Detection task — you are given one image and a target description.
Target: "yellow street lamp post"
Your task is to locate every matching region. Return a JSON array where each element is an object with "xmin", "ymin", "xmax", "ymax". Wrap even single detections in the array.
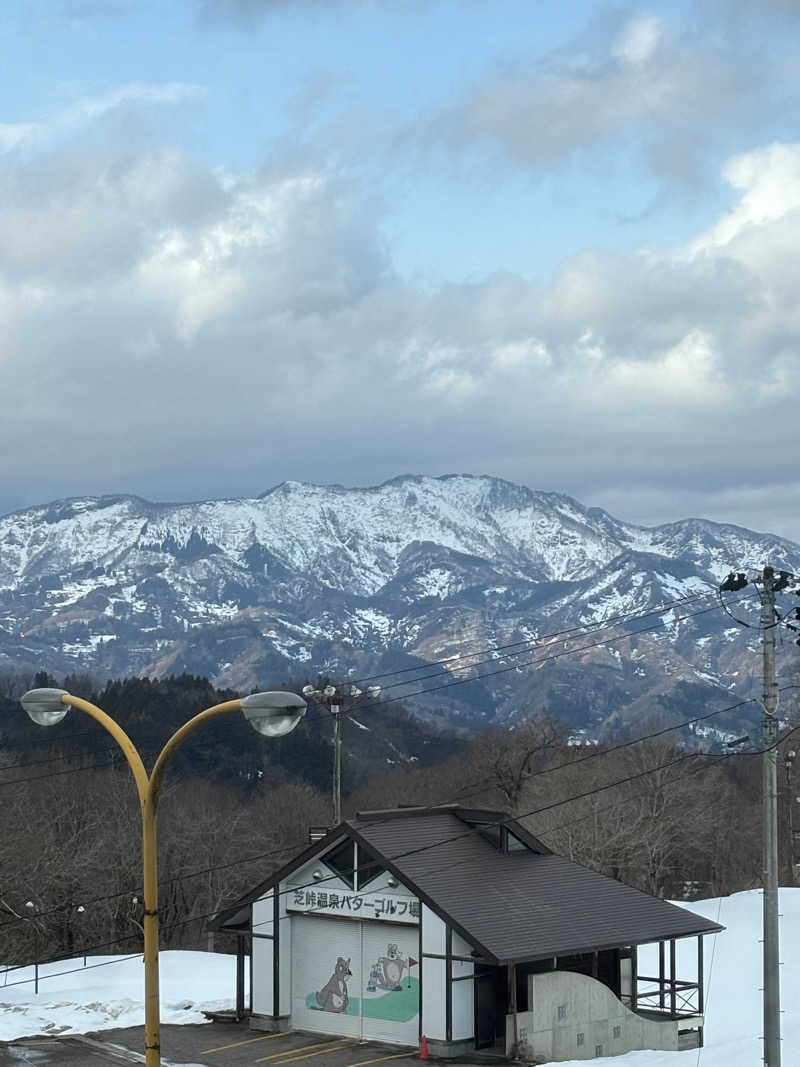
[{"xmin": 20, "ymin": 686, "xmax": 307, "ymax": 1067}]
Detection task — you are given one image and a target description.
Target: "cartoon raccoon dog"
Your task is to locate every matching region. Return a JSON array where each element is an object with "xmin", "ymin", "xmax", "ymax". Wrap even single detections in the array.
[{"xmin": 317, "ymin": 957, "xmax": 352, "ymax": 1012}]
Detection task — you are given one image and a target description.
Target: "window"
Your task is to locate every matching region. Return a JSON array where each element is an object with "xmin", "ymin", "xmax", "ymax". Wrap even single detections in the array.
[
  {"xmin": 576, "ymin": 1033, "xmax": 584, "ymax": 1047},
  {"xmin": 472, "ymin": 823, "xmax": 529, "ymax": 853},
  {"xmin": 557, "ymin": 1005, "xmax": 566, "ymax": 1020},
  {"xmin": 505, "ymin": 830, "xmax": 527, "ymax": 852},
  {"xmin": 322, "ymin": 839, "xmax": 355, "ymax": 888},
  {"xmin": 613, "ymin": 1026, "xmax": 621, "ymax": 1040},
  {"xmin": 475, "ymin": 823, "xmax": 502, "ymax": 849},
  {"xmin": 356, "ymin": 845, "xmax": 383, "ymax": 890}
]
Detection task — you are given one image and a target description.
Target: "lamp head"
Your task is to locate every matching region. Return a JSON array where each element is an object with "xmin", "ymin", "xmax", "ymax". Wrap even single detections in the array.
[
  {"xmin": 21, "ymin": 688, "xmax": 69, "ymax": 727},
  {"xmin": 323, "ymin": 685, "xmax": 337, "ymax": 698},
  {"xmin": 241, "ymin": 691, "xmax": 307, "ymax": 737}
]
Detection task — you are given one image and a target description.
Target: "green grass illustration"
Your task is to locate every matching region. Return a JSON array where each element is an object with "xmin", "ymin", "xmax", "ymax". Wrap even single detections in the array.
[{"xmin": 305, "ymin": 977, "xmax": 420, "ymax": 1022}]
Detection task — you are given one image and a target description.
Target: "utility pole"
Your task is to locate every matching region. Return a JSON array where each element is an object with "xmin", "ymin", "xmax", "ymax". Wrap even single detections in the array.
[
  {"xmin": 331, "ymin": 697, "xmax": 342, "ymax": 826},
  {"xmin": 720, "ymin": 564, "xmax": 798, "ymax": 1067},
  {"xmin": 302, "ymin": 682, "xmax": 381, "ymax": 827},
  {"xmin": 757, "ymin": 565, "xmax": 781, "ymax": 1067}
]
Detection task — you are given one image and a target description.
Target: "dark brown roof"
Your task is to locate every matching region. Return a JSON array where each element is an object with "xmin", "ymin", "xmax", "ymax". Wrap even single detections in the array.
[
  {"xmin": 350, "ymin": 808, "xmax": 723, "ymax": 964},
  {"xmin": 210, "ymin": 805, "xmax": 723, "ymax": 963}
]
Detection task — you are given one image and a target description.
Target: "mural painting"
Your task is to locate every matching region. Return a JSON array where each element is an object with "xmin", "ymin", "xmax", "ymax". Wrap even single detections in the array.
[
  {"xmin": 316, "ymin": 957, "xmax": 352, "ymax": 1013},
  {"xmin": 366, "ymin": 943, "xmax": 415, "ymax": 992},
  {"xmin": 307, "ymin": 944, "xmax": 419, "ymax": 1022}
]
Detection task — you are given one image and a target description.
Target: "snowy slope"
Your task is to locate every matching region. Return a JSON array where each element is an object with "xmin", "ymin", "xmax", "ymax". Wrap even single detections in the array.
[
  {"xmin": 0, "ymin": 475, "xmax": 797, "ymax": 733},
  {"xmin": 0, "ymin": 950, "xmax": 245, "ymax": 1041},
  {"xmin": 0, "ymin": 891, "xmax": 797, "ymax": 1067}
]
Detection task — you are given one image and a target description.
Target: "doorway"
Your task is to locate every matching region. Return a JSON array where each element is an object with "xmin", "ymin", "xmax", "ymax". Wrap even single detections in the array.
[{"xmin": 474, "ymin": 966, "xmax": 507, "ymax": 1049}]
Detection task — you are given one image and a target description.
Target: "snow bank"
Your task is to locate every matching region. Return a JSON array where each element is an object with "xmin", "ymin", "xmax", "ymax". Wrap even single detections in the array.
[
  {"xmin": 556, "ymin": 888, "xmax": 800, "ymax": 1065},
  {"xmin": 0, "ymin": 950, "xmax": 246, "ymax": 1042}
]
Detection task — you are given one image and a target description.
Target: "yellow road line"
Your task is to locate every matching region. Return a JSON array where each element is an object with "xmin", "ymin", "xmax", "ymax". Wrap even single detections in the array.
[
  {"xmin": 268, "ymin": 1040, "xmax": 356, "ymax": 1064},
  {"xmin": 200, "ymin": 1030, "xmax": 294, "ymax": 1054},
  {"xmin": 343, "ymin": 1051, "xmax": 414, "ymax": 1067},
  {"xmin": 254, "ymin": 1038, "xmax": 343, "ymax": 1063}
]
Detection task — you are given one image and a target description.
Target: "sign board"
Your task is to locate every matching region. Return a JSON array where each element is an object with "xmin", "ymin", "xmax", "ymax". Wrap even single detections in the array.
[{"xmin": 288, "ymin": 887, "xmax": 419, "ymax": 924}]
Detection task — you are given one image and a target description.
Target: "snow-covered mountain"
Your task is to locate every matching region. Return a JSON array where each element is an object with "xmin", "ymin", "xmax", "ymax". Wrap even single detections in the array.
[{"xmin": 1, "ymin": 475, "xmax": 798, "ymax": 737}]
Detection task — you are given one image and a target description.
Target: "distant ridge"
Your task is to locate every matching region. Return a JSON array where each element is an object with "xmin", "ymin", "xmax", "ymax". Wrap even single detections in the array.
[{"xmin": 1, "ymin": 474, "xmax": 796, "ymax": 739}]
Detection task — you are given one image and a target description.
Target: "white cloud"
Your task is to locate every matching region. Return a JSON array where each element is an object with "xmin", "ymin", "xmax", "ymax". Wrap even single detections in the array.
[
  {"xmin": 1, "ymin": 84, "xmax": 799, "ymax": 538},
  {"xmin": 612, "ymin": 13, "xmax": 664, "ymax": 66},
  {"xmin": 690, "ymin": 142, "xmax": 800, "ymax": 250},
  {"xmin": 0, "ymin": 83, "xmax": 202, "ymax": 154},
  {"xmin": 416, "ymin": 8, "xmax": 773, "ymax": 188}
]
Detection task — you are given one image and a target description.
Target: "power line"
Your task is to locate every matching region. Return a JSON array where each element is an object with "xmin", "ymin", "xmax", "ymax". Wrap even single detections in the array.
[
  {"xmin": 0, "ymin": 727, "xmax": 99, "ymax": 752},
  {"xmin": 1, "ymin": 648, "xmax": 779, "ymax": 940},
  {"xmin": 0, "ymin": 591, "xmax": 739, "ymax": 796},
  {"xmin": 347, "ymin": 589, "xmax": 722, "ymax": 697},
  {"xmin": 7, "ymin": 719, "xmax": 797, "ymax": 991},
  {"xmin": 0, "ymin": 748, "xmax": 732, "ymax": 986},
  {"xmin": 2, "ymin": 669, "xmax": 767, "ymax": 937},
  {"xmin": 0, "ymin": 587, "xmax": 767, "ymax": 943},
  {"xmin": 344, "ymin": 594, "xmax": 751, "ymax": 718},
  {"xmin": 0, "ymin": 586, "xmax": 757, "ymax": 794}
]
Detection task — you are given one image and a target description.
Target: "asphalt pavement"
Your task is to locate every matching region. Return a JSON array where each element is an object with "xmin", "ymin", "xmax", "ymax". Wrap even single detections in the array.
[{"xmin": 1, "ymin": 1023, "xmax": 426, "ymax": 1067}]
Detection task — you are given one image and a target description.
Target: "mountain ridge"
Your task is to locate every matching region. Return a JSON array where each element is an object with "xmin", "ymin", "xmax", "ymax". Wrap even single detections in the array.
[{"xmin": 1, "ymin": 474, "xmax": 797, "ymax": 738}]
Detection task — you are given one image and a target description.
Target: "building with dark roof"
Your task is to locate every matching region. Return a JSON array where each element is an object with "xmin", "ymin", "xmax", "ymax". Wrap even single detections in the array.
[{"xmin": 210, "ymin": 806, "xmax": 723, "ymax": 1061}]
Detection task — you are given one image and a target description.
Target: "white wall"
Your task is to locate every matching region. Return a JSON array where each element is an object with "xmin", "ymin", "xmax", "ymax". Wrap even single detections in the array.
[
  {"xmin": 451, "ymin": 931, "xmax": 475, "ymax": 1041},
  {"xmin": 278, "ymin": 882, "xmax": 292, "ymax": 1015},
  {"xmin": 421, "ymin": 905, "xmax": 447, "ymax": 1040},
  {"xmin": 508, "ymin": 970, "xmax": 688, "ymax": 1062},
  {"xmin": 252, "ymin": 843, "xmax": 422, "ymax": 1028},
  {"xmin": 252, "ymin": 890, "xmax": 274, "ymax": 1017}
]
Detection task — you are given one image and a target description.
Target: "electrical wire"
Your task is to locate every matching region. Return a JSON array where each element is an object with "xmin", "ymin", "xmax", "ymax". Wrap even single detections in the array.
[
  {"xmin": 344, "ymin": 590, "xmax": 722, "ymax": 698},
  {"xmin": 343, "ymin": 595, "xmax": 749, "ymax": 719},
  {"xmin": 0, "ymin": 589, "xmax": 747, "ymax": 797},
  {"xmin": 2, "ymin": 653, "xmax": 782, "ymax": 942},
  {"xmin": 695, "ymin": 893, "xmax": 726, "ymax": 1067},
  {"xmin": 0, "ymin": 667, "xmax": 769, "ymax": 936},
  {"xmin": 0, "ymin": 728, "xmax": 98, "ymax": 752},
  {"xmin": 0, "ymin": 746, "xmax": 162, "ymax": 789},
  {"xmin": 344, "ymin": 588, "xmax": 720, "ymax": 689},
  {"xmin": 9, "ymin": 718, "xmax": 794, "ymax": 987},
  {"xmin": 717, "ymin": 588, "xmax": 757, "ymax": 629},
  {"xmin": 0, "ymin": 587, "xmax": 771, "ymax": 953}
]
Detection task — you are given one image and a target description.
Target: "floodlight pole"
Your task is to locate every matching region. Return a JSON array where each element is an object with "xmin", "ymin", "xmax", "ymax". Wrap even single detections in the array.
[
  {"xmin": 759, "ymin": 567, "xmax": 781, "ymax": 1067},
  {"xmin": 302, "ymin": 682, "xmax": 380, "ymax": 827},
  {"xmin": 20, "ymin": 689, "xmax": 305, "ymax": 1067},
  {"xmin": 331, "ymin": 701, "xmax": 342, "ymax": 826},
  {"xmin": 58, "ymin": 695, "xmax": 243, "ymax": 1067}
]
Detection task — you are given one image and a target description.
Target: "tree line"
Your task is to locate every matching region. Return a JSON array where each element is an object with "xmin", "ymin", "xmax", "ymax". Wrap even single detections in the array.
[{"xmin": 0, "ymin": 669, "xmax": 797, "ymax": 970}]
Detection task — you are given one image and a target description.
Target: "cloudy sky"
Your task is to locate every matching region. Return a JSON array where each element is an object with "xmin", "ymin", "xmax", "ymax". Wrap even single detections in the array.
[{"xmin": 1, "ymin": 0, "xmax": 799, "ymax": 537}]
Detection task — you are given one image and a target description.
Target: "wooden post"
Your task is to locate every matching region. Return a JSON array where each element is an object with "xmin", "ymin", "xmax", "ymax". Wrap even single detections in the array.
[
  {"xmin": 658, "ymin": 942, "xmax": 665, "ymax": 1009},
  {"xmin": 669, "ymin": 940, "xmax": 676, "ymax": 1016},
  {"xmin": 236, "ymin": 935, "xmax": 246, "ymax": 1019},
  {"xmin": 631, "ymin": 949, "xmax": 637, "ymax": 1011},
  {"xmin": 445, "ymin": 926, "xmax": 452, "ymax": 1043},
  {"xmin": 508, "ymin": 964, "xmax": 518, "ymax": 1055}
]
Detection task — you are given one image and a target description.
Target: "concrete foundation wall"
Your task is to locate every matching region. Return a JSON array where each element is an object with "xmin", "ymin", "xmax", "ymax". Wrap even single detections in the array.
[{"xmin": 507, "ymin": 971, "xmax": 702, "ymax": 1062}]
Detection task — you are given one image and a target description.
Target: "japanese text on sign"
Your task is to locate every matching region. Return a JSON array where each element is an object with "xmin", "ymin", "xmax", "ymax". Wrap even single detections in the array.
[{"xmin": 287, "ymin": 888, "xmax": 420, "ymax": 924}]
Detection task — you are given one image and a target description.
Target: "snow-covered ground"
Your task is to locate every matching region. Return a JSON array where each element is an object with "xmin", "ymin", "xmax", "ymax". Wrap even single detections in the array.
[
  {"xmin": 1, "ymin": 890, "xmax": 797, "ymax": 1064},
  {"xmin": 0, "ymin": 950, "xmax": 246, "ymax": 1042},
  {"xmin": 556, "ymin": 889, "xmax": 799, "ymax": 1066}
]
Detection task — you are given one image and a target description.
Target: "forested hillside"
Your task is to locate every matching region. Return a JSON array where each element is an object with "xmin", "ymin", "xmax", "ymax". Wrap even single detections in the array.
[{"xmin": 2, "ymin": 669, "xmax": 798, "ymax": 974}]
